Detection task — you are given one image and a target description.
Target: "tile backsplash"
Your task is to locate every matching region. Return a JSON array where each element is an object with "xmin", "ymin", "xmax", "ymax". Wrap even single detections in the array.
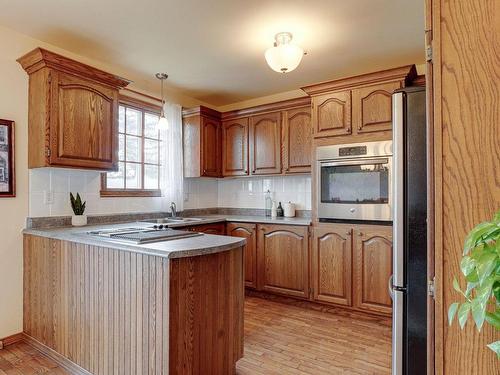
[{"xmin": 29, "ymin": 168, "xmax": 311, "ymax": 217}]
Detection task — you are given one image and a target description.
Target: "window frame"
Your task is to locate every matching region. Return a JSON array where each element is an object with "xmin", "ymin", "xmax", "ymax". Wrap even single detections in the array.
[{"xmin": 100, "ymin": 95, "xmax": 163, "ymax": 197}]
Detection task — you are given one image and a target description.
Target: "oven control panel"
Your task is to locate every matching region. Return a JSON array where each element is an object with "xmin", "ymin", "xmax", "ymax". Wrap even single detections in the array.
[{"xmin": 339, "ymin": 145, "xmax": 367, "ymax": 157}]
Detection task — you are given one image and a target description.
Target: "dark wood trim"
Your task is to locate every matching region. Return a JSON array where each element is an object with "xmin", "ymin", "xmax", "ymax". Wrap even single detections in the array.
[
  {"xmin": 119, "ymin": 94, "xmax": 162, "ymax": 114},
  {"xmin": 182, "ymin": 105, "xmax": 221, "ymax": 119},
  {"xmin": 0, "ymin": 119, "xmax": 15, "ymax": 198},
  {"xmin": 0, "ymin": 332, "xmax": 23, "ymax": 348},
  {"xmin": 22, "ymin": 333, "xmax": 93, "ymax": 375},
  {"xmin": 221, "ymin": 96, "xmax": 311, "ymax": 121},
  {"xmin": 17, "ymin": 48, "xmax": 131, "ymax": 88},
  {"xmin": 301, "ymin": 65, "xmax": 417, "ymax": 96}
]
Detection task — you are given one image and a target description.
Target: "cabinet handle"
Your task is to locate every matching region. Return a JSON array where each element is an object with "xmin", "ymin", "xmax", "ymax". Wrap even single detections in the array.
[
  {"xmin": 357, "ymin": 232, "xmax": 363, "ymax": 236},
  {"xmin": 346, "ymin": 231, "xmax": 351, "ymax": 236}
]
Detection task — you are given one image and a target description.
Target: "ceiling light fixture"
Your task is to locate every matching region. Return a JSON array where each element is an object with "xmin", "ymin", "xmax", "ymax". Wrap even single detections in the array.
[
  {"xmin": 265, "ymin": 32, "xmax": 304, "ymax": 73},
  {"xmin": 155, "ymin": 72, "xmax": 169, "ymax": 130}
]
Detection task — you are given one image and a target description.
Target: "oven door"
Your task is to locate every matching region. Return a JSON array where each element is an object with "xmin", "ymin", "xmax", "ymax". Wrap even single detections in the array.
[{"xmin": 317, "ymin": 157, "xmax": 393, "ymax": 221}]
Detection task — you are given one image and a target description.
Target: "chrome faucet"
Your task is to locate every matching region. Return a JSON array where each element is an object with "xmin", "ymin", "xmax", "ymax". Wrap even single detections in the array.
[{"xmin": 170, "ymin": 202, "xmax": 177, "ymax": 218}]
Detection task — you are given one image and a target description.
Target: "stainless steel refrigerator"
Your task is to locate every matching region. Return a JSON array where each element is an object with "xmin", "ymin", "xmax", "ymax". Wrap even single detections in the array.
[{"xmin": 391, "ymin": 86, "xmax": 428, "ymax": 375}]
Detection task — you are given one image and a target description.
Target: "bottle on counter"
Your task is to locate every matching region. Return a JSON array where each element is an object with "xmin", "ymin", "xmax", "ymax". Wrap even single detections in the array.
[
  {"xmin": 277, "ymin": 202, "xmax": 284, "ymax": 217},
  {"xmin": 271, "ymin": 200, "xmax": 277, "ymax": 218},
  {"xmin": 265, "ymin": 190, "xmax": 272, "ymax": 217}
]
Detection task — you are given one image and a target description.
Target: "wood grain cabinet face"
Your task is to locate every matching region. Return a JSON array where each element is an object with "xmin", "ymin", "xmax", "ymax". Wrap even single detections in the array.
[
  {"xmin": 257, "ymin": 224, "xmax": 309, "ymax": 298},
  {"xmin": 250, "ymin": 112, "xmax": 282, "ymax": 175},
  {"xmin": 352, "ymin": 81, "xmax": 401, "ymax": 134},
  {"xmin": 312, "ymin": 91, "xmax": 352, "ymax": 138},
  {"xmin": 183, "ymin": 222, "xmax": 226, "ymax": 235},
  {"xmin": 227, "ymin": 222, "xmax": 257, "ymax": 289},
  {"xmin": 311, "ymin": 224, "xmax": 352, "ymax": 306},
  {"xmin": 201, "ymin": 117, "xmax": 221, "ymax": 177},
  {"xmin": 353, "ymin": 225, "xmax": 393, "ymax": 315},
  {"xmin": 50, "ymin": 72, "xmax": 118, "ymax": 170},
  {"xmin": 283, "ymin": 106, "xmax": 312, "ymax": 174},
  {"xmin": 222, "ymin": 118, "xmax": 249, "ymax": 176}
]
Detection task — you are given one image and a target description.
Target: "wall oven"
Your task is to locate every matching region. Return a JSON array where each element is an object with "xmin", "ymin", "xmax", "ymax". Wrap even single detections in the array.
[{"xmin": 316, "ymin": 141, "xmax": 393, "ymax": 222}]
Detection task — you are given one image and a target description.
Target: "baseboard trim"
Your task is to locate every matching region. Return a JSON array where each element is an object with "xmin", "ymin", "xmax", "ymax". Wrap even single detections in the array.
[
  {"xmin": 21, "ymin": 333, "xmax": 92, "ymax": 375},
  {"xmin": 0, "ymin": 332, "xmax": 24, "ymax": 349},
  {"xmin": 246, "ymin": 289, "xmax": 392, "ymax": 325}
]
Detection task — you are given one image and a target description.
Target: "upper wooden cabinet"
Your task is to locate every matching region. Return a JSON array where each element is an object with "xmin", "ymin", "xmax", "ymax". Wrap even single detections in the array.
[
  {"xmin": 182, "ymin": 106, "xmax": 221, "ymax": 178},
  {"xmin": 249, "ymin": 112, "xmax": 282, "ymax": 175},
  {"xmin": 311, "ymin": 223, "xmax": 353, "ymax": 306},
  {"xmin": 222, "ymin": 118, "xmax": 249, "ymax": 176},
  {"xmin": 18, "ymin": 48, "xmax": 130, "ymax": 170},
  {"xmin": 257, "ymin": 224, "xmax": 309, "ymax": 298},
  {"xmin": 311, "ymin": 91, "xmax": 352, "ymax": 138},
  {"xmin": 283, "ymin": 106, "xmax": 312, "ymax": 173},
  {"xmin": 353, "ymin": 225, "xmax": 393, "ymax": 315},
  {"xmin": 302, "ymin": 65, "xmax": 416, "ymax": 140},
  {"xmin": 352, "ymin": 81, "xmax": 402, "ymax": 134},
  {"xmin": 227, "ymin": 222, "xmax": 257, "ymax": 289}
]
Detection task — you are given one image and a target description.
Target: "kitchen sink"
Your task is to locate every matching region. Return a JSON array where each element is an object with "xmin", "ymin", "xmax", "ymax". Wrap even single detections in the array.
[{"xmin": 141, "ymin": 217, "xmax": 204, "ymax": 224}]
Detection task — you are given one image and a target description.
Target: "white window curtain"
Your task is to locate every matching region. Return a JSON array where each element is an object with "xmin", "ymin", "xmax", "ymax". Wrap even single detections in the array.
[{"xmin": 159, "ymin": 102, "xmax": 184, "ymax": 212}]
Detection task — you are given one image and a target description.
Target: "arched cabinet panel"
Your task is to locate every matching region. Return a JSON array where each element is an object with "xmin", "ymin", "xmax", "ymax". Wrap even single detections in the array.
[
  {"xmin": 311, "ymin": 91, "xmax": 351, "ymax": 138},
  {"xmin": 227, "ymin": 222, "xmax": 257, "ymax": 288}
]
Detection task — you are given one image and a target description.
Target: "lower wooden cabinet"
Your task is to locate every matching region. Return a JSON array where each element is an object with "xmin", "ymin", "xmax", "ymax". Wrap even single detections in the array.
[
  {"xmin": 227, "ymin": 222, "xmax": 257, "ymax": 289},
  {"xmin": 183, "ymin": 222, "xmax": 226, "ymax": 235},
  {"xmin": 311, "ymin": 223, "xmax": 393, "ymax": 315},
  {"xmin": 257, "ymin": 224, "xmax": 309, "ymax": 298},
  {"xmin": 353, "ymin": 225, "xmax": 393, "ymax": 315},
  {"xmin": 311, "ymin": 223, "xmax": 352, "ymax": 306}
]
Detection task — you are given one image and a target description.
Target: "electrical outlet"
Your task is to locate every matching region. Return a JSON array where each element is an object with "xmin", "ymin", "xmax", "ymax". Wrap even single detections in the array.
[{"xmin": 43, "ymin": 190, "xmax": 54, "ymax": 205}]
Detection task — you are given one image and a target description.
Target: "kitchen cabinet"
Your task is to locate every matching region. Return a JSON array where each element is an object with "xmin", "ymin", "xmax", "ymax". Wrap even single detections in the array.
[
  {"xmin": 222, "ymin": 118, "xmax": 249, "ymax": 176},
  {"xmin": 351, "ymin": 81, "xmax": 401, "ymax": 134},
  {"xmin": 283, "ymin": 106, "xmax": 312, "ymax": 173},
  {"xmin": 183, "ymin": 106, "xmax": 221, "ymax": 177},
  {"xmin": 257, "ymin": 224, "xmax": 309, "ymax": 298},
  {"xmin": 17, "ymin": 48, "xmax": 130, "ymax": 170},
  {"xmin": 302, "ymin": 65, "xmax": 416, "ymax": 141},
  {"xmin": 353, "ymin": 225, "xmax": 393, "ymax": 315},
  {"xmin": 311, "ymin": 223, "xmax": 352, "ymax": 306},
  {"xmin": 249, "ymin": 112, "xmax": 282, "ymax": 175},
  {"xmin": 311, "ymin": 91, "xmax": 352, "ymax": 138},
  {"xmin": 227, "ymin": 222, "xmax": 257, "ymax": 289}
]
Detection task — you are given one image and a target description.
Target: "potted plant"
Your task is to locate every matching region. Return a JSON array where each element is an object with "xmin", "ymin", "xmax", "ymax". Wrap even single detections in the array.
[
  {"xmin": 448, "ymin": 211, "xmax": 500, "ymax": 358},
  {"xmin": 70, "ymin": 192, "xmax": 87, "ymax": 226}
]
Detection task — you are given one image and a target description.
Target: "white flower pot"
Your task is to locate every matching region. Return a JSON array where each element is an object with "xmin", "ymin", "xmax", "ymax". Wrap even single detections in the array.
[{"xmin": 72, "ymin": 215, "xmax": 87, "ymax": 227}]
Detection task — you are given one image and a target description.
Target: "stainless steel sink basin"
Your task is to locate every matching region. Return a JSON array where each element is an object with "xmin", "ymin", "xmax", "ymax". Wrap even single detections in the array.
[{"xmin": 141, "ymin": 217, "xmax": 204, "ymax": 224}]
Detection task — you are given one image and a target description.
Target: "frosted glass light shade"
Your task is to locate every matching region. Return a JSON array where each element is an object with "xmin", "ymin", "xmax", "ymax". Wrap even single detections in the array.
[
  {"xmin": 157, "ymin": 115, "xmax": 168, "ymax": 131},
  {"xmin": 265, "ymin": 32, "xmax": 304, "ymax": 73}
]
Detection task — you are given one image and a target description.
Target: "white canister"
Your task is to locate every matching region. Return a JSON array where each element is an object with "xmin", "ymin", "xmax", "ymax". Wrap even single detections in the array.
[{"xmin": 284, "ymin": 201, "xmax": 296, "ymax": 217}]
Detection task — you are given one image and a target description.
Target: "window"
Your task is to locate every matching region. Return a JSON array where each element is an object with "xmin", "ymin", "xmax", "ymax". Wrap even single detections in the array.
[{"xmin": 101, "ymin": 96, "xmax": 162, "ymax": 197}]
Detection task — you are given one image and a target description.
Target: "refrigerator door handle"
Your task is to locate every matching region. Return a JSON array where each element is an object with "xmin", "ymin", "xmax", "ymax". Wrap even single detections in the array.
[
  {"xmin": 388, "ymin": 274, "xmax": 394, "ymax": 300},
  {"xmin": 392, "ymin": 290, "xmax": 404, "ymax": 375}
]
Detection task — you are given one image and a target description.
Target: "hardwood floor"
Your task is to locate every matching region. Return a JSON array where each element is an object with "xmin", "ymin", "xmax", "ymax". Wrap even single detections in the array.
[
  {"xmin": 0, "ymin": 296, "xmax": 391, "ymax": 374},
  {"xmin": 236, "ymin": 296, "xmax": 392, "ymax": 375}
]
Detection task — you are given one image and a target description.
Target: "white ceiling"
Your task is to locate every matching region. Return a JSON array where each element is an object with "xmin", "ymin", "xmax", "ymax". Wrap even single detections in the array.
[{"xmin": 0, "ymin": 0, "xmax": 425, "ymax": 106}]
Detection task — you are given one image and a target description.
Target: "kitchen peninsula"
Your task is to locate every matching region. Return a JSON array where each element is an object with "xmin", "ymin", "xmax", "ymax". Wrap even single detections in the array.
[{"xmin": 22, "ymin": 223, "xmax": 245, "ymax": 375}]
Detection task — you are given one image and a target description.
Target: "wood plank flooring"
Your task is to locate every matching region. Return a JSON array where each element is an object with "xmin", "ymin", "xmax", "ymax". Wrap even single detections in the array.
[{"xmin": 0, "ymin": 296, "xmax": 391, "ymax": 374}]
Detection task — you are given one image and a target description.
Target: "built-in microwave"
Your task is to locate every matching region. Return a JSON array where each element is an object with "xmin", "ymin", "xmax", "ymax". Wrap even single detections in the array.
[{"xmin": 316, "ymin": 141, "xmax": 393, "ymax": 222}]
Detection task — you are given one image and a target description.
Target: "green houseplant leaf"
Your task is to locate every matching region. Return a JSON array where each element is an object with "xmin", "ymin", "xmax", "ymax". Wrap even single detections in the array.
[
  {"xmin": 70, "ymin": 192, "xmax": 86, "ymax": 216},
  {"xmin": 449, "ymin": 210, "xmax": 500, "ymax": 358}
]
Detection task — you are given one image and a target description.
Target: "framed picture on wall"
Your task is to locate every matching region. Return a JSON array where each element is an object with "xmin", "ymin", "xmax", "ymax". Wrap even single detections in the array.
[{"xmin": 0, "ymin": 119, "xmax": 15, "ymax": 197}]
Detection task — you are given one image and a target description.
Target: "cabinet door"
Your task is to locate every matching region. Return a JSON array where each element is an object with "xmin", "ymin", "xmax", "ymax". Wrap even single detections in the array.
[
  {"xmin": 311, "ymin": 91, "xmax": 351, "ymax": 138},
  {"xmin": 50, "ymin": 71, "xmax": 118, "ymax": 170},
  {"xmin": 222, "ymin": 118, "xmax": 249, "ymax": 176},
  {"xmin": 352, "ymin": 81, "xmax": 401, "ymax": 134},
  {"xmin": 257, "ymin": 224, "xmax": 309, "ymax": 298},
  {"xmin": 201, "ymin": 116, "xmax": 221, "ymax": 177},
  {"xmin": 311, "ymin": 224, "xmax": 352, "ymax": 306},
  {"xmin": 353, "ymin": 225, "xmax": 393, "ymax": 315},
  {"xmin": 250, "ymin": 112, "xmax": 282, "ymax": 175},
  {"xmin": 283, "ymin": 106, "xmax": 312, "ymax": 174},
  {"xmin": 227, "ymin": 222, "xmax": 257, "ymax": 289}
]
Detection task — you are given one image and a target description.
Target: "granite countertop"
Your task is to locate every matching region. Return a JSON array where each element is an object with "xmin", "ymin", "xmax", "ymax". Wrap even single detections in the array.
[
  {"xmin": 23, "ymin": 222, "xmax": 245, "ymax": 259},
  {"xmin": 167, "ymin": 214, "xmax": 312, "ymax": 227}
]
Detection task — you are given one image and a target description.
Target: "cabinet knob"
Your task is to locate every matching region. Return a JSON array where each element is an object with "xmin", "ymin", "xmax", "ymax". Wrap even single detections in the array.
[
  {"xmin": 346, "ymin": 231, "xmax": 351, "ymax": 236},
  {"xmin": 357, "ymin": 232, "xmax": 363, "ymax": 236}
]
